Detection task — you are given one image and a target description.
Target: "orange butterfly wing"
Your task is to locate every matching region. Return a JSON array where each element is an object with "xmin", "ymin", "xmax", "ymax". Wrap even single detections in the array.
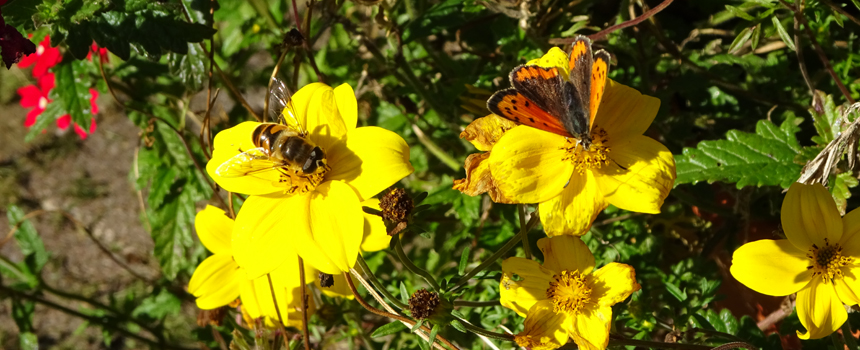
[
  {"xmin": 589, "ymin": 50, "xmax": 610, "ymax": 129},
  {"xmin": 487, "ymin": 88, "xmax": 571, "ymax": 137}
]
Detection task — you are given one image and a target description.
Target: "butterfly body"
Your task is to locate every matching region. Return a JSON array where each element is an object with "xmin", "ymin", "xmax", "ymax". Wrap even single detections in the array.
[{"xmin": 487, "ymin": 36, "xmax": 609, "ymax": 151}]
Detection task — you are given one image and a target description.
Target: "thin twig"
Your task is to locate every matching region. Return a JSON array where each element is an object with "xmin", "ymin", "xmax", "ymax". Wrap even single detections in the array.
[
  {"xmin": 819, "ymin": 0, "xmax": 860, "ymax": 27},
  {"xmin": 793, "ymin": 0, "xmax": 814, "ymax": 96},
  {"xmin": 267, "ymin": 273, "xmax": 285, "ymax": 325},
  {"xmin": 298, "ymin": 257, "xmax": 311, "ymax": 350},
  {"xmin": 780, "ymin": 0, "xmax": 856, "ymax": 104},
  {"xmin": 551, "ymin": 0, "xmax": 674, "ymax": 43}
]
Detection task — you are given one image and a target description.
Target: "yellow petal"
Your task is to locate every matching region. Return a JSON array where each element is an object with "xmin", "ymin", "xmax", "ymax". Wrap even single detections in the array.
[
  {"xmin": 232, "ymin": 193, "xmax": 305, "ymax": 278},
  {"xmin": 195, "ymin": 205, "xmax": 234, "ymax": 255},
  {"xmin": 782, "ymin": 182, "xmax": 843, "ymax": 251},
  {"xmin": 595, "ymin": 80, "xmax": 660, "ymax": 142},
  {"xmin": 796, "ymin": 277, "xmax": 846, "ymax": 339},
  {"xmin": 453, "ymin": 152, "xmax": 517, "ymax": 203},
  {"xmin": 334, "ymin": 83, "xmax": 357, "ymax": 132},
  {"xmin": 489, "ymin": 126, "xmax": 573, "ymax": 203},
  {"xmin": 514, "ymin": 300, "xmax": 569, "ymax": 350},
  {"xmin": 593, "ymin": 135, "xmax": 675, "ymax": 214},
  {"xmin": 835, "ymin": 265, "xmax": 860, "ymax": 305},
  {"xmin": 729, "ymin": 239, "xmax": 811, "ymax": 296},
  {"xmin": 526, "ymin": 47, "xmax": 571, "ymax": 80},
  {"xmin": 568, "ymin": 305, "xmax": 612, "ymax": 350},
  {"xmin": 326, "ymin": 126, "xmax": 413, "ymax": 201},
  {"xmin": 240, "ymin": 260, "xmax": 314, "ymax": 328},
  {"xmin": 539, "ymin": 171, "xmax": 607, "ymax": 236},
  {"xmin": 298, "ymin": 180, "xmax": 365, "ymax": 274},
  {"xmin": 188, "ymin": 254, "xmax": 242, "ymax": 309},
  {"xmin": 315, "ymin": 271, "xmax": 356, "ymax": 300},
  {"xmin": 460, "ymin": 114, "xmax": 519, "ymax": 151},
  {"xmin": 537, "ymin": 236, "xmax": 595, "ymax": 274},
  {"xmin": 840, "ymin": 206, "xmax": 860, "ymax": 257},
  {"xmin": 207, "ymin": 121, "xmax": 282, "ymax": 195},
  {"xmin": 500, "ymin": 257, "xmax": 555, "ymax": 317},
  {"xmin": 360, "ymin": 198, "xmax": 391, "ymax": 252},
  {"xmin": 591, "ymin": 263, "xmax": 640, "ymax": 307},
  {"xmin": 303, "ymin": 86, "xmax": 348, "ymax": 152}
]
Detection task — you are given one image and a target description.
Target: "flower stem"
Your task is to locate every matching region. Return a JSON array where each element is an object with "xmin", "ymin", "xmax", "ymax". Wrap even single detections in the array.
[
  {"xmin": 297, "ymin": 257, "xmax": 311, "ymax": 350},
  {"xmin": 356, "ymin": 255, "xmax": 408, "ymax": 310},
  {"xmin": 393, "ymin": 234, "xmax": 442, "ymax": 292},
  {"xmin": 460, "ymin": 322, "xmax": 513, "ymax": 341},
  {"xmin": 449, "ymin": 215, "xmax": 540, "ymax": 293},
  {"xmin": 518, "ymin": 205, "xmax": 532, "ymax": 260},
  {"xmin": 843, "ymin": 320, "xmax": 859, "ymax": 350}
]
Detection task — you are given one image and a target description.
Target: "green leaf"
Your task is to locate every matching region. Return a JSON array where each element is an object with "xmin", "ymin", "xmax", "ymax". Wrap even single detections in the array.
[
  {"xmin": 725, "ymin": 5, "xmax": 755, "ymax": 21},
  {"xmin": 729, "ymin": 27, "xmax": 754, "ymax": 54},
  {"xmin": 750, "ymin": 25, "xmax": 761, "ymax": 51},
  {"xmin": 853, "ymin": 0, "xmax": 860, "ymax": 12},
  {"xmin": 830, "ymin": 172, "xmax": 859, "ymax": 214},
  {"xmin": 675, "ymin": 118, "xmax": 803, "ymax": 189},
  {"xmin": 428, "ymin": 325, "xmax": 439, "ymax": 348},
  {"xmin": 450, "ymin": 319, "xmax": 467, "ymax": 333},
  {"xmin": 54, "ymin": 60, "xmax": 95, "ymax": 130},
  {"xmin": 132, "ymin": 289, "xmax": 182, "ymax": 319},
  {"xmin": 371, "ymin": 322, "xmax": 408, "ymax": 338},
  {"xmin": 24, "ymin": 101, "xmax": 66, "ymax": 142},
  {"xmin": 720, "ymin": 308, "xmax": 739, "ymax": 334},
  {"xmin": 168, "ymin": 42, "xmax": 206, "ymax": 91},
  {"xmin": 772, "ymin": 16, "xmax": 797, "ymax": 51},
  {"xmin": 7, "ymin": 205, "xmax": 48, "ymax": 273},
  {"xmin": 1, "ymin": 0, "xmax": 43, "ymax": 29},
  {"xmin": 665, "ymin": 282, "xmax": 687, "ymax": 302},
  {"xmin": 12, "ymin": 298, "xmax": 35, "ymax": 333},
  {"xmin": 19, "ymin": 332, "xmax": 38, "ymax": 350},
  {"xmin": 810, "ymin": 92, "xmax": 841, "ymax": 146},
  {"xmin": 400, "ymin": 282, "xmax": 410, "ymax": 305},
  {"xmin": 458, "ymin": 246, "xmax": 470, "ymax": 275},
  {"xmin": 411, "ymin": 319, "xmax": 425, "ymax": 332}
]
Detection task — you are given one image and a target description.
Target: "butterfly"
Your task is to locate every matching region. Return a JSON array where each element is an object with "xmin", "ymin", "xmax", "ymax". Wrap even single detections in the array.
[{"xmin": 487, "ymin": 35, "xmax": 610, "ymax": 151}]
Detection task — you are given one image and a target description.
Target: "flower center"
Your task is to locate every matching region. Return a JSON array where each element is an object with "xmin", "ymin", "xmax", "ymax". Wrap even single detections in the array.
[
  {"xmin": 38, "ymin": 97, "xmax": 48, "ymax": 110},
  {"xmin": 807, "ymin": 238, "xmax": 852, "ymax": 283},
  {"xmin": 276, "ymin": 163, "xmax": 329, "ymax": 195},
  {"xmin": 37, "ymin": 45, "xmax": 45, "ymax": 55},
  {"xmin": 560, "ymin": 125, "xmax": 611, "ymax": 174},
  {"xmin": 546, "ymin": 270, "xmax": 592, "ymax": 314},
  {"xmin": 514, "ymin": 334, "xmax": 559, "ymax": 350}
]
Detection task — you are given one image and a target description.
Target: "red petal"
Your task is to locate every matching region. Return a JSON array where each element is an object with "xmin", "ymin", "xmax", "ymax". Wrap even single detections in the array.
[
  {"xmin": 89, "ymin": 118, "xmax": 97, "ymax": 133},
  {"xmin": 74, "ymin": 124, "xmax": 88, "ymax": 139},
  {"xmin": 17, "ymin": 85, "xmax": 42, "ymax": 107},
  {"xmin": 25, "ymin": 107, "xmax": 43, "ymax": 127},
  {"xmin": 38, "ymin": 73, "xmax": 55, "ymax": 92},
  {"xmin": 89, "ymin": 89, "xmax": 100, "ymax": 115},
  {"xmin": 56, "ymin": 115, "xmax": 71, "ymax": 130}
]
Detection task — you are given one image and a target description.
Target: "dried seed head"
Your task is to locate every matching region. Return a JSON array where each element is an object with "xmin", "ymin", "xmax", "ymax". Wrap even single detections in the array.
[
  {"xmin": 408, "ymin": 288, "xmax": 441, "ymax": 320},
  {"xmin": 318, "ymin": 272, "xmax": 334, "ymax": 288},
  {"xmin": 380, "ymin": 188, "xmax": 413, "ymax": 235}
]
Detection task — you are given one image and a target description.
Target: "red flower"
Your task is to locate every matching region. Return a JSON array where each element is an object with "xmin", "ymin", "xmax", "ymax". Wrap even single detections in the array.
[
  {"xmin": 17, "ymin": 73, "xmax": 55, "ymax": 127},
  {"xmin": 18, "ymin": 36, "xmax": 61, "ymax": 78},
  {"xmin": 57, "ymin": 89, "xmax": 100, "ymax": 139},
  {"xmin": 86, "ymin": 42, "xmax": 109, "ymax": 63}
]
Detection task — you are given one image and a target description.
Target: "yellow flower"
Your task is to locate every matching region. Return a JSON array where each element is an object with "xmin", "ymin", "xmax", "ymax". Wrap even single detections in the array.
[
  {"xmin": 188, "ymin": 205, "xmax": 390, "ymax": 324},
  {"xmin": 457, "ymin": 47, "xmax": 675, "ymax": 236},
  {"xmin": 187, "ymin": 205, "xmax": 313, "ymax": 328},
  {"xmin": 205, "ymin": 83, "xmax": 413, "ymax": 276},
  {"xmin": 730, "ymin": 182, "xmax": 860, "ymax": 339},
  {"xmin": 500, "ymin": 235, "xmax": 640, "ymax": 350}
]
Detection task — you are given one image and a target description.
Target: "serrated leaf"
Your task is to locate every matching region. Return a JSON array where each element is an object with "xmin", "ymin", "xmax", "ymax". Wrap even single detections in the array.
[
  {"xmin": 371, "ymin": 322, "xmax": 408, "ymax": 338},
  {"xmin": 772, "ymin": 16, "xmax": 797, "ymax": 51},
  {"xmin": 729, "ymin": 27, "xmax": 755, "ymax": 54},
  {"xmin": 168, "ymin": 43, "xmax": 205, "ymax": 91},
  {"xmin": 675, "ymin": 118, "xmax": 803, "ymax": 189},
  {"xmin": 132, "ymin": 289, "xmax": 181, "ymax": 319},
  {"xmin": 1, "ymin": 0, "xmax": 43, "ymax": 29},
  {"xmin": 725, "ymin": 5, "xmax": 755, "ymax": 21},
  {"xmin": 25, "ymin": 101, "xmax": 66, "ymax": 142},
  {"xmin": 830, "ymin": 172, "xmax": 858, "ymax": 214},
  {"xmin": 458, "ymin": 246, "xmax": 470, "ymax": 275},
  {"xmin": 665, "ymin": 282, "xmax": 687, "ymax": 302},
  {"xmin": 54, "ymin": 60, "xmax": 95, "ymax": 130},
  {"xmin": 7, "ymin": 205, "xmax": 48, "ymax": 273}
]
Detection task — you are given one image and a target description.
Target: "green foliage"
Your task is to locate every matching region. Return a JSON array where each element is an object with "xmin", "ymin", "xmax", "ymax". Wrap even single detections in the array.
[{"xmin": 675, "ymin": 117, "xmax": 803, "ymax": 189}]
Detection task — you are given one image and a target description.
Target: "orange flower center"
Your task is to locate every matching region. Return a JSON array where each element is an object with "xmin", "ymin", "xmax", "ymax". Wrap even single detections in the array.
[
  {"xmin": 561, "ymin": 125, "xmax": 611, "ymax": 174},
  {"xmin": 807, "ymin": 238, "xmax": 852, "ymax": 283},
  {"xmin": 546, "ymin": 270, "xmax": 593, "ymax": 314},
  {"xmin": 277, "ymin": 166, "xmax": 328, "ymax": 194}
]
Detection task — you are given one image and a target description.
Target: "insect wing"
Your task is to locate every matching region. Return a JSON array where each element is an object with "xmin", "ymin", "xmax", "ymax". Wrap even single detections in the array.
[
  {"xmin": 215, "ymin": 147, "xmax": 284, "ymax": 179},
  {"xmin": 589, "ymin": 50, "xmax": 611, "ymax": 130},
  {"xmin": 268, "ymin": 78, "xmax": 293, "ymax": 124},
  {"xmin": 508, "ymin": 65, "xmax": 572, "ymax": 121},
  {"xmin": 487, "ymin": 88, "xmax": 571, "ymax": 137}
]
